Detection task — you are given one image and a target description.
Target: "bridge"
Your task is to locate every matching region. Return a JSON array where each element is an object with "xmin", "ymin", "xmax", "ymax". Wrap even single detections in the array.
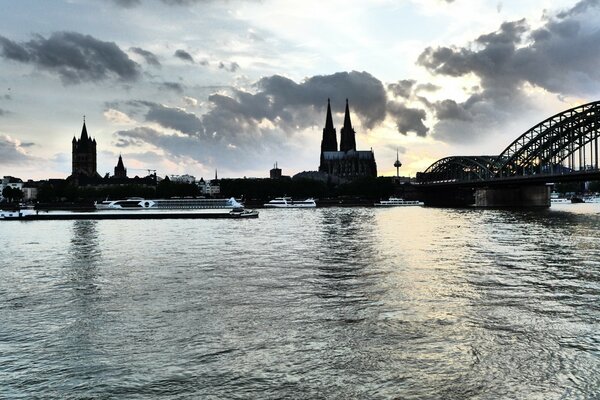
[{"xmin": 416, "ymin": 101, "xmax": 600, "ymax": 207}]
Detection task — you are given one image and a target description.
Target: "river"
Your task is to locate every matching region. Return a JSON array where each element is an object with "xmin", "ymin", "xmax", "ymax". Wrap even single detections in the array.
[{"xmin": 1, "ymin": 204, "xmax": 599, "ymax": 399}]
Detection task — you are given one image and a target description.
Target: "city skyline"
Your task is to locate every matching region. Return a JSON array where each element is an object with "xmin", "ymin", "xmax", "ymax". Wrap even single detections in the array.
[{"xmin": 1, "ymin": 0, "xmax": 599, "ymax": 180}]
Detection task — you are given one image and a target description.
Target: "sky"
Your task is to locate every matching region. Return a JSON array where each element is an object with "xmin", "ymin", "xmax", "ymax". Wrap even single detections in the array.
[{"xmin": 1, "ymin": 0, "xmax": 599, "ymax": 180}]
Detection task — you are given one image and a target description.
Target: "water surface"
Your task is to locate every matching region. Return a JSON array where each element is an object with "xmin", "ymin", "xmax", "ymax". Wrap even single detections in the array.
[{"xmin": 1, "ymin": 205, "xmax": 599, "ymax": 399}]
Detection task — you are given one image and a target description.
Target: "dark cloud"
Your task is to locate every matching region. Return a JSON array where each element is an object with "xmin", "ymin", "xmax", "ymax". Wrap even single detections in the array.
[
  {"xmin": 130, "ymin": 101, "xmax": 204, "ymax": 135},
  {"xmin": 111, "ymin": 71, "xmax": 389, "ymax": 171},
  {"xmin": 0, "ymin": 108, "xmax": 9, "ymax": 116},
  {"xmin": 388, "ymin": 80, "xmax": 416, "ymax": 98},
  {"xmin": 258, "ymin": 71, "xmax": 387, "ymax": 129},
  {"xmin": 130, "ymin": 47, "xmax": 160, "ymax": 67},
  {"xmin": 0, "ymin": 32, "xmax": 140, "ymax": 84},
  {"xmin": 387, "ymin": 102, "xmax": 429, "ymax": 136},
  {"xmin": 218, "ymin": 61, "xmax": 240, "ymax": 72},
  {"xmin": 416, "ymin": 1, "xmax": 600, "ymax": 143},
  {"xmin": 174, "ymin": 49, "xmax": 194, "ymax": 63},
  {"xmin": 418, "ymin": 2, "xmax": 600, "ymax": 96},
  {"xmin": 159, "ymin": 81, "xmax": 184, "ymax": 93},
  {"xmin": 111, "ymin": 0, "xmax": 141, "ymax": 7},
  {"xmin": 0, "ymin": 135, "xmax": 36, "ymax": 165},
  {"xmin": 432, "ymin": 99, "xmax": 473, "ymax": 121}
]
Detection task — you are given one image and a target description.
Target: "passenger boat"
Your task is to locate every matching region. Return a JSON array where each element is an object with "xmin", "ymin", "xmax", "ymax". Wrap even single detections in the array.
[
  {"xmin": 263, "ymin": 197, "xmax": 316, "ymax": 208},
  {"xmin": 583, "ymin": 194, "xmax": 600, "ymax": 203},
  {"xmin": 95, "ymin": 197, "xmax": 244, "ymax": 210},
  {"xmin": 374, "ymin": 197, "xmax": 424, "ymax": 206},
  {"xmin": 550, "ymin": 192, "xmax": 570, "ymax": 204}
]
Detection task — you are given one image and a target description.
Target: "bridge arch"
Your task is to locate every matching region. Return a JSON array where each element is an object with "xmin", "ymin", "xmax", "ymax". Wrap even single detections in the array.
[
  {"xmin": 419, "ymin": 156, "xmax": 497, "ymax": 183},
  {"xmin": 493, "ymin": 101, "xmax": 600, "ymax": 177}
]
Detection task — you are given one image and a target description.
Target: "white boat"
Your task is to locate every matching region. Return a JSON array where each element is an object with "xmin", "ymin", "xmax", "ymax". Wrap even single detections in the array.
[
  {"xmin": 583, "ymin": 195, "xmax": 600, "ymax": 203},
  {"xmin": 95, "ymin": 197, "xmax": 244, "ymax": 210},
  {"xmin": 550, "ymin": 192, "xmax": 571, "ymax": 204},
  {"xmin": 263, "ymin": 197, "xmax": 316, "ymax": 208},
  {"xmin": 374, "ymin": 197, "xmax": 424, "ymax": 206}
]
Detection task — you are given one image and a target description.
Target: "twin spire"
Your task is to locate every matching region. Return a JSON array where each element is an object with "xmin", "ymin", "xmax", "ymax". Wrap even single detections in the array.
[{"xmin": 321, "ymin": 98, "xmax": 356, "ymax": 153}]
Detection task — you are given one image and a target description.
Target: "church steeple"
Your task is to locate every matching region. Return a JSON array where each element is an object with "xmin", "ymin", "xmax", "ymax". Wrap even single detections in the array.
[
  {"xmin": 114, "ymin": 154, "xmax": 127, "ymax": 178},
  {"xmin": 340, "ymin": 98, "xmax": 356, "ymax": 152},
  {"xmin": 320, "ymin": 98, "xmax": 337, "ymax": 153},
  {"xmin": 80, "ymin": 116, "xmax": 89, "ymax": 141}
]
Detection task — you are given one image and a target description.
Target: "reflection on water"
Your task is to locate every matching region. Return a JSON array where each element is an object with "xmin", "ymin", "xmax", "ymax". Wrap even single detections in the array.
[{"xmin": 0, "ymin": 206, "xmax": 599, "ymax": 399}]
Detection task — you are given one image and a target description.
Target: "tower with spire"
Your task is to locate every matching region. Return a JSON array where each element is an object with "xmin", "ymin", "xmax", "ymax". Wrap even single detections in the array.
[
  {"xmin": 321, "ymin": 98, "xmax": 338, "ymax": 153},
  {"xmin": 114, "ymin": 154, "xmax": 128, "ymax": 179},
  {"xmin": 339, "ymin": 99, "xmax": 356, "ymax": 152},
  {"xmin": 71, "ymin": 117, "xmax": 100, "ymax": 180}
]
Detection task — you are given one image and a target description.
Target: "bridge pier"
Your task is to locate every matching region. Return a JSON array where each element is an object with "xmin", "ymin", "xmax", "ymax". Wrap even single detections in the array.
[{"xmin": 474, "ymin": 185, "xmax": 550, "ymax": 208}]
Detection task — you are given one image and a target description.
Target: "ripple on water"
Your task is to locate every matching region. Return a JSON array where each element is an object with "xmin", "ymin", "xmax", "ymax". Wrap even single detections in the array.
[{"xmin": 0, "ymin": 207, "xmax": 599, "ymax": 399}]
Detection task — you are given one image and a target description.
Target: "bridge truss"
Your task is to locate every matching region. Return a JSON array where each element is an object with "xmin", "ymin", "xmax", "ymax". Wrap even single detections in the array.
[{"xmin": 418, "ymin": 101, "xmax": 600, "ymax": 184}]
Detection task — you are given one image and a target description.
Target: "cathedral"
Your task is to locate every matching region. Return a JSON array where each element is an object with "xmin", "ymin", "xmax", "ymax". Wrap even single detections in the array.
[{"xmin": 319, "ymin": 99, "xmax": 377, "ymax": 180}]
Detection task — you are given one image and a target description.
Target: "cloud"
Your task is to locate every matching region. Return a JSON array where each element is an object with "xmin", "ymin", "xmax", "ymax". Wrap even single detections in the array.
[
  {"xmin": 432, "ymin": 99, "xmax": 473, "ymax": 121},
  {"xmin": 0, "ymin": 135, "xmax": 37, "ymax": 165},
  {"xmin": 159, "ymin": 81, "xmax": 184, "ymax": 93},
  {"xmin": 183, "ymin": 96, "xmax": 198, "ymax": 107},
  {"xmin": 419, "ymin": 2, "xmax": 600, "ymax": 96},
  {"xmin": 174, "ymin": 49, "xmax": 194, "ymax": 63},
  {"xmin": 0, "ymin": 32, "xmax": 140, "ymax": 84},
  {"xmin": 111, "ymin": 70, "xmax": 426, "ymax": 173},
  {"xmin": 111, "ymin": 0, "xmax": 141, "ymax": 7},
  {"xmin": 258, "ymin": 71, "xmax": 387, "ymax": 129},
  {"xmin": 388, "ymin": 80, "xmax": 416, "ymax": 99},
  {"xmin": 0, "ymin": 108, "xmax": 9, "ymax": 116},
  {"xmin": 130, "ymin": 47, "xmax": 160, "ymax": 67},
  {"xmin": 415, "ymin": 1, "xmax": 600, "ymax": 143},
  {"xmin": 387, "ymin": 102, "xmax": 429, "ymax": 136},
  {"xmin": 218, "ymin": 61, "xmax": 240, "ymax": 72}
]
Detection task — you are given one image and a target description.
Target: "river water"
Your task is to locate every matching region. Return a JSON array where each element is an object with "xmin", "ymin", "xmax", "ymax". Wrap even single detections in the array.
[{"xmin": 1, "ymin": 204, "xmax": 599, "ymax": 399}]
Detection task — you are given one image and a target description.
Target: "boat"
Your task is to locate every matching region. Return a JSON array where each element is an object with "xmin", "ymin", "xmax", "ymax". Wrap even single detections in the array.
[
  {"xmin": 550, "ymin": 192, "xmax": 570, "ymax": 204},
  {"xmin": 0, "ymin": 207, "xmax": 259, "ymax": 220},
  {"xmin": 95, "ymin": 197, "xmax": 244, "ymax": 210},
  {"xmin": 374, "ymin": 197, "xmax": 424, "ymax": 206},
  {"xmin": 583, "ymin": 194, "xmax": 600, "ymax": 203},
  {"xmin": 263, "ymin": 197, "xmax": 316, "ymax": 208}
]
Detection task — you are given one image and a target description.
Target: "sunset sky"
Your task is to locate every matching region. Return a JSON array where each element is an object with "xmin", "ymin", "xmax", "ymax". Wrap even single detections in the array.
[{"xmin": 1, "ymin": 0, "xmax": 599, "ymax": 180}]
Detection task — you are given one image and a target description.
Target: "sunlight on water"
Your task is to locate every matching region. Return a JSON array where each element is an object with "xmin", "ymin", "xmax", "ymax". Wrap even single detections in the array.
[{"xmin": 1, "ymin": 205, "xmax": 599, "ymax": 399}]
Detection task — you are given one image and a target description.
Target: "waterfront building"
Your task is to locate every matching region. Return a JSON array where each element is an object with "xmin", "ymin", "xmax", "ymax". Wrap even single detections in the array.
[
  {"xmin": 197, "ymin": 178, "xmax": 220, "ymax": 196},
  {"xmin": 170, "ymin": 174, "xmax": 196, "ymax": 184},
  {"xmin": 318, "ymin": 99, "xmax": 377, "ymax": 180},
  {"xmin": 0, "ymin": 176, "xmax": 24, "ymax": 202}
]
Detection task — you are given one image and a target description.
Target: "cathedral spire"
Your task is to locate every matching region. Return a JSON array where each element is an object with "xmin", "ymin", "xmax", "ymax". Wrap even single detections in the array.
[
  {"xmin": 325, "ymin": 98, "xmax": 334, "ymax": 132},
  {"xmin": 320, "ymin": 98, "xmax": 337, "ymax": 153},
  {"xmin": 340, "ymin": 98, "xmax": 356, "ymax": 152}
]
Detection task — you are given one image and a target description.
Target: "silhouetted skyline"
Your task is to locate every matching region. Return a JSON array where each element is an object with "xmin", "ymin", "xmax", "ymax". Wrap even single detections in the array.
[{"xmin": 1, "ymin": 0, "xmax": 599, "ymax": 180}]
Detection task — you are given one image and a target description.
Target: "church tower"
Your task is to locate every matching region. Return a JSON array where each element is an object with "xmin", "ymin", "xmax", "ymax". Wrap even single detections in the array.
[
  {"xmin": 339, "ymin": 99, "xmax": 356, "ymax": 152},
  {"xmin": 114, "ymin": 155, "xmax": 127, "ymax": 179},
  {"xmin": 71, "ymin": 118, "xmax": 99, "ymax": 178},
  {"xmin": 320, "ymin": 98, "xmax": 337, "ymax": 153}
]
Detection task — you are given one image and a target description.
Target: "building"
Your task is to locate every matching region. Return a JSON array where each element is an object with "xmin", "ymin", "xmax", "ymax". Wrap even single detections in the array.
[
  {"xmin": 114, "ymin": 155, "xmax": 127, "ymax": 179},
  {"xmin": 318, "ymin": 99, "xmax": 377, "ymax": 180},
  {"xmin": 197, "ymin": 178, "xmax": 221, "ymax": 195},
  {"xmin": 0, "ymin": 176, "xmax": 24, "ymax": 202},
  {"xmin": 70, "ymin": 119, "xmax": 101, "ymax": 181},
  {"xmin": 170, "ymin": 174, "xmax": 196, "ymax": 184},
  {"xmin": 270, "ymin": 162, "xmax": 282, "ymax": 179}
]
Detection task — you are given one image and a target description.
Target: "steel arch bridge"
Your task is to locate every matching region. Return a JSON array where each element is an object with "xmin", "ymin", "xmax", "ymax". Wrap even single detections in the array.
[{"xmin": 418, "ymin": 100, "xmax": 600, "ymax": 185}]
